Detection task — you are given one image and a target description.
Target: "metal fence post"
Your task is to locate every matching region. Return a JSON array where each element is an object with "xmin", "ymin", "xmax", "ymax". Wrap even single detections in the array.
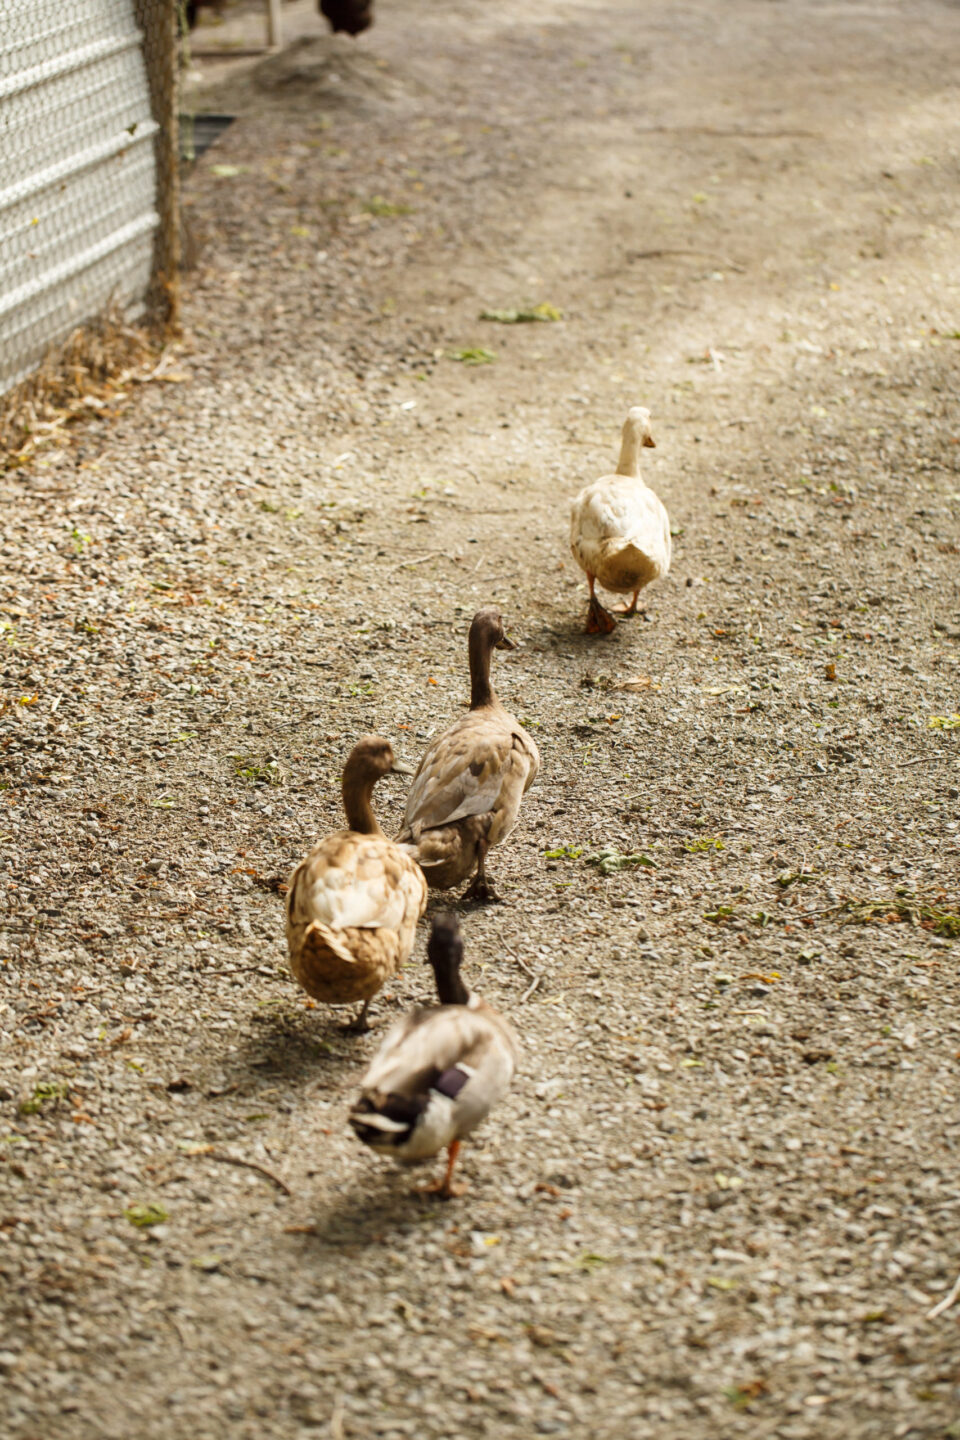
[
  {"xmin": 266, "ymin": 0, "xmax": 282, "ymax": 49},
  {"xmin": 133, "ymin": 0, "xmax": 181, "ymax": 331}
]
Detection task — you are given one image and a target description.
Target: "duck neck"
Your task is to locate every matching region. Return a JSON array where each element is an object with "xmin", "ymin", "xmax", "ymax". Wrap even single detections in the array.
[
  {"xmin": 469, "ymin": 630, "xmax": 497, "ymax": 710},
  {"xmin": 342, "ymin": 770, "xmax": 384, "ymax": 836},
  {"xmin": 432, "ymin": 955, "xmax": 470, "ymax": 1007},
  {"xmin": 616, "ymin": 426, "xmax": 643, "ymax": 478}
]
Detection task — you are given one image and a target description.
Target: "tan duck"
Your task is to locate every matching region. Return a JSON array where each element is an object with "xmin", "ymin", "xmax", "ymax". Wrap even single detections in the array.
[
  {"xmin": 285, "ymin": 736, "xmax": 427, "ymax": 1031},
  {"xmin": 570, "ymin": 405, "xmax": 671, "ymax": 634},
  {"xmin": 350, "ymin": 912, "xmax": 519, "ymax": 1197},
  {"xmin": 397, "ymin": 609, "xmax": 540, "ymax": 903}
]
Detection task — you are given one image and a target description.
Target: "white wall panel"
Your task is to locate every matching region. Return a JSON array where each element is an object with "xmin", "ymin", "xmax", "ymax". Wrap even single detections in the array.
[{"xmin": 0, "ymin": 0, "xmax": 159, "ymax": 392}]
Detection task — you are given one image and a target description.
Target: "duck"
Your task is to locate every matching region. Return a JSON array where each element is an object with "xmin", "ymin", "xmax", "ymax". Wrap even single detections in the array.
[
  {"xmin": 319, "ymin": 0, "xmax": 374, "ymax": 35},
  {"xmin": 285, "ymin": 736, "xmax": 427, "ymax": 1031},
  {"xmin": 349, "ymin": 912, "xmax": 519, "ymax": 1197},
  {"xmin": 569, "ymin": 405, "xmax": 671, "ymax": 634},
  {"xmin": 397, "ymin": 609, "xmax": 540, "ymax": 903}
]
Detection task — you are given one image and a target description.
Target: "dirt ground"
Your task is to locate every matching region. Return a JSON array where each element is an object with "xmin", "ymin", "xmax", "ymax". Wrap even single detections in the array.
[{"xmin": 2, "ymin": 1, "xmax": 960, "ymax": 1436}]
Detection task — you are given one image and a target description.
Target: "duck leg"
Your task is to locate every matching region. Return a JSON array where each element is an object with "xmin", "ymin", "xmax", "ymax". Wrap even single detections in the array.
[
  {"xmin": 611, "ymin": 588, "xmax": 642, "ymax": 617},
  {"xmin": 340, "ymin": 997, "xmax": 372, "ymax": 1033},
  {"xmin": 462, "ymin": 837, "xmax": 501, "ymax": 904},
  {"xmin": 585, "ymin": 574, "xmax": 616, "ymax": 635},
  {"xmin": 420, "ymin": 1140, "xmax": 468, "ymax": 1199}
]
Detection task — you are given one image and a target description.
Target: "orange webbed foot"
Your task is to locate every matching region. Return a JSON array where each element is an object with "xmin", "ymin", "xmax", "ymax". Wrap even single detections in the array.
[{"xmin": 417, "ymin": 1141, "xmax": 466, "ymax": 1199}]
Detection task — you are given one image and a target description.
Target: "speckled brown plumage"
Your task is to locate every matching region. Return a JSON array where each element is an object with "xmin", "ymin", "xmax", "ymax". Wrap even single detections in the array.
[
  {"xmin": 397, "ymin": 611, "xmax": 539, "ymax": 901},
  {"xmin": 285, "ymin": 738, "xmax": 427, "ymax": 1027}
]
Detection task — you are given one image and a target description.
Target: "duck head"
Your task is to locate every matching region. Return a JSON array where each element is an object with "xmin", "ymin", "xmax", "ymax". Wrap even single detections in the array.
[
  {"xmin": 616, "ymin": 407, "xmax": 656, "ymax": 478},
  {"xmin": 341, "ymin": 735, "xmax": 412, "ymax": 834},
  {"xmin": 471, "ymin": 608, "xmax": 516, "ymax": 652},
  {"xmin": 625, "ymin": 406, "xmax": 656, "ymax": 449}
]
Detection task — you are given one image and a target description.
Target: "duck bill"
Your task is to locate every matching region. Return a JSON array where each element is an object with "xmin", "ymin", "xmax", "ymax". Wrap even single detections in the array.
[
  {"xmin": 495, "ymin": 634, "xmax": 517, "ymax": 651},
  {"xmin": 390, "ymin": 760, "xmax": 415, "ymax": 776}
]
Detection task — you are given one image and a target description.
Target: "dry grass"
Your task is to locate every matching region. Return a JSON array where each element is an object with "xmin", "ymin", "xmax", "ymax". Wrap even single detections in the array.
[{"xmin": 0, "ymin": 308, "xmax": 167, "ymax": 469}]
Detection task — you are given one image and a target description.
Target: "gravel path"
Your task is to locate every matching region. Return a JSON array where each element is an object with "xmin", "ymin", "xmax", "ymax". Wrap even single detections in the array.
[{"xmin": 2, "ymin": 2, "xmax": 959, "ymax": 1436}]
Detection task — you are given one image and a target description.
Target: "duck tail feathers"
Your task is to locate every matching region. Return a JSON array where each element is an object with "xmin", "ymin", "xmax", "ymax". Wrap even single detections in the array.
[
  {"xmin": 303, "ymin": 920, "xmax": 355, "ymax": 967},
  {"xmin": 350, "ymin": 1092, "xmax": 426, "ymax": 1148}
]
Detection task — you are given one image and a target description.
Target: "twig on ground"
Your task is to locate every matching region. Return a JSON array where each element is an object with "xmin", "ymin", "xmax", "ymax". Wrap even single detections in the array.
[
  {"xmin": 387, "ymin": 551, "xmax": 444, "ymax": 573},
  {"xmin": 503, "ymin": 941, "xmax": 542, "ymax": 1002},
  {"xmin": 927, "ymin": 1272, "xmax": 960, "ymax": 1320},
  {"xmin": 636, "ymin": 124, "xmax": 820, "ymax": 139},
  {"xmin": 626, "ymin": 247, "xmax": 746, "ymax": 273},
  {"xmin": 206, "ymin": 967, "xmax": 277, "ymax": 977},
  {"xmin": 207, "ymin": 1150, "xmax": 293, "ymax": 1196},
  {"xmin": 520, "ymin": 974, "xmax": 542, "ymax": 1003},
  {"xmin": 503, "ymin": 941, "xmax": 535, "ymax": 978}
]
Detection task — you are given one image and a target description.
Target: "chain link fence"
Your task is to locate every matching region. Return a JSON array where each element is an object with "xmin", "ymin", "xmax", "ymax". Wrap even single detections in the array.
[{"xmin": 0, "ymin": 0, "xmax": 180, "ymax": 398}]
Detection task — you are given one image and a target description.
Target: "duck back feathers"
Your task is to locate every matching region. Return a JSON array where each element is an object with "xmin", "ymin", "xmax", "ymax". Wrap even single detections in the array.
[
  {"xmin": 285, "ymin": 737, "xmax": 427, "ymax": 1013},
  {"xmin": 571, "ymin": 481, "xmax": 672, "ymax": 591},
  {"xmin": 401, "ymin": 715, "xmax": 536, "ymax": 837},
  {"xmin": 351, "ymin": 997, "xmax": 518, "ymax": 1161}
]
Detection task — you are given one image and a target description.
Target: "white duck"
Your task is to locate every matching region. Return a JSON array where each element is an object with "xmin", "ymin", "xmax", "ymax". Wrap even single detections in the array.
[
  {"xmin": 397, "ymin": 609, "xmax": 539, "ymax": 903},
  {"xmin": 349, "ymin": 912, "xmax": 519, "ymax": 1197},
  {"xmin": 569, "ymin": 405, "xmax": 671, "ymax": 634},
  {"xmin": 285, "ymin": 736, "xmax": 427, "ymax": 1031}
]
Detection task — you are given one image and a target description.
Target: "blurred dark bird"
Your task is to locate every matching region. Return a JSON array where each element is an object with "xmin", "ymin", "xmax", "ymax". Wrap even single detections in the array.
[
  {"xmin": 320, "ymin": 0, "xmax": 374, "ymax": 35},
  {"xmin": 184, "ymin": 0, "xmax": 223, "ymax": 30},
  {"xmin": 183, "ymin": 2, "xmax": 374, "ymax": 37}
]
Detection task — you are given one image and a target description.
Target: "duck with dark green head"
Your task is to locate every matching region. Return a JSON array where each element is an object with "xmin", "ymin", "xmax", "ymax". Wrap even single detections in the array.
[{"xmin": 350, "ymin": 913, "xmax": 519, "ymax": 1197}]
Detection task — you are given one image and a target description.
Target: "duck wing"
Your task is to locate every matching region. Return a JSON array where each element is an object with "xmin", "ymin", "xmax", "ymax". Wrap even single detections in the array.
[
  {"xmin": 361, "ymin": 999, "xmax": 519, "ymax": 1107},
  {"xmin": 400, "ymin": 712, "xmax": 539, "ymax": 836}
]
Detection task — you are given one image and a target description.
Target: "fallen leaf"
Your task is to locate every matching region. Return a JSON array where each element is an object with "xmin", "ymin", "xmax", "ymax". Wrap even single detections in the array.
[
  {"xmin": 450, "ymin": 347, "xmax": 496, "ymax": 365},
  {"xmin": 575, "ymin": 1252, "xmax": 613, "ymax": 1271},
  {"xmin": 480, "ymin": 302, "xmax": 562, "ymax": 323},
  {"xmin": 191, "ymin": 1253, "xmax": 223, "ymax": 1271},
  {"xmin": 585, "ymin": 847, "xmax": 656, "ymax": 875},
  {"xmin": 124, "ymin": 1203, "xmax": 168, "ymax": 1228},
  {"xmin": 362, "ymin": 196, "xmax": 412, "ymax": 217},
  {"xmin": 618, "ymin": 674, "xmax": 659, "ymax": 692}
]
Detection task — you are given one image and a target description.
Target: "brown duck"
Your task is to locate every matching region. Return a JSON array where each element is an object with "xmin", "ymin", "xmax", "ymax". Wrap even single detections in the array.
[
  {"xmin": 285, "ymin": 736, "xmax": 427, "ymax": 1030},
  {"xmin": 397, "ymin": 610, "xmax": 540, "ymax": 903}
]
